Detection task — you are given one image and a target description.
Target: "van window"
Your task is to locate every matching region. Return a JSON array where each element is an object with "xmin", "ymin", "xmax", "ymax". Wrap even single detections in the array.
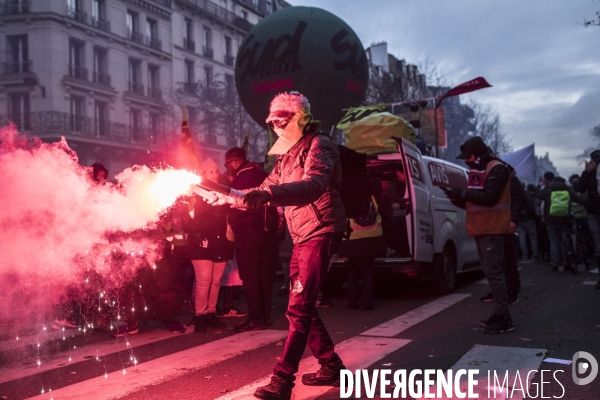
[{"xmin": 367, "ymin": 159, "xmax": 410, "ymax": 257}]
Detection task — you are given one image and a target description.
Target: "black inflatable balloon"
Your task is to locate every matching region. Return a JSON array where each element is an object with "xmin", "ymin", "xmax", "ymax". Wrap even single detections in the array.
[{"xmin": 235, "ymin": 6, "xmax": 369, "ymax": 129}]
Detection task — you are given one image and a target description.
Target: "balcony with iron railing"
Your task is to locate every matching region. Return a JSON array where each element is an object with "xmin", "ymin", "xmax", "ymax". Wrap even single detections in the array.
[
  {"xmin": 91, "ymin": 17, "xmax": 110, "ymax": 32},
  {"xmin": 146, "ymin": 36, "xmax": 162, "ymax": 51},
  {"xmin": 183, "ymin": 37, "xmax": 195, "ymax": 52},
  {"xmin": 148, "ymin": 87, "xmax": 162, "ymax": 101},
  {"xmin": 93, "ymin": 71, "xmax": 111, "ymax": 86},
  {"xmin": 148, "ymin": 0, "xmax": 171, "ymax": 7},
  {"xmin": 178, "ymin": 0, "xmax": 254, "ymax": 33},
  {"xmin": 203, "ymin": 46, "xmax": 213, "ymax": 59},
  {"xmin": 69, "ymin": 65, "xmax": 88, "ymax": 81},
  {"xmin": 182, "ymin": 82, "xmax": 197, "ymax": 94},
  {"xmin": 0, "ymin": 1, "xmax": 30, "ymax": 14},
  {"xmin": 127, "ymin": 30, "xmax": 145, "ymax": 45},
  {"xmin": 1, "ymin": 60, "xmax": 32, "ymax": 75},
  {"xmin": 67, "ymin": 7, "xmax": 87, "ymax": 24},
  {"xmin": 224, "ymin": 54, "xmax": 234, "ymax": 67},
  {"xmin": 0, "ymin": 111, "xmax": 171, "ymax": 147},
  {"xmin": 128, "ymin": 81, "xmax": 145, "ymax": 95}
]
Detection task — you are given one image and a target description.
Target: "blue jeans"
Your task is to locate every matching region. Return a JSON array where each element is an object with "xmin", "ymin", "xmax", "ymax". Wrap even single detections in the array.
[
  {"xmin": 273, "ymin": 233, "xmax": 343, "ymax": 382},
  {"xmin": 547, "ymin": 225, "xmax": 568, "ymax": 266},
  {"xmin": 517, "ymin": 220, "xmax": 538, "ymax": 258}
]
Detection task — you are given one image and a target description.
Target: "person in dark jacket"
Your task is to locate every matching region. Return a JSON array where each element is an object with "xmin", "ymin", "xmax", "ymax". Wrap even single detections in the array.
[
  {"xmin": 518, "ymin": 184, "xmax": 540, "ymax": 260},
  {"xmin": 179, "ymin": 158, "xmax": 234, "ymax": 332},
  {"xmin": 536, "ymin": 176, "xmax": 586, "ymax": 271},
  {"xmin": 574, "ymin": 150, "xmax": 600, "ymax": 285},
  {"xmin": 443, "ymin": 136, "xmax": 514, "ymax": 334},
  {"xmin": 197, "ymin": 92, "xmax": 347, "ymax": 400},
  {"xmin": 224, "ymin": 147, "xmax": 278, "ymax": 332}
]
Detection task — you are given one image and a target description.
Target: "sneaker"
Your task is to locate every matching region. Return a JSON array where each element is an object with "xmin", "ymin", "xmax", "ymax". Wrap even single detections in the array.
[
  {"xmin": 254, "ymin": 375, "xmax": 294, "ymax": 400},
  {"xmin": 315, "ymin": 299, "xmax": 333, "ymax": 308},
  {"xmin": 479, "ymin": 292, "xmax": 494, "ymax": 302},
  {"xmin": 479, "ymin": 313, "xmax": 500, "ymax": 328},
  {"xmin": 508, "ymin": 292, "xmax": 520, "ymax": 305},
  {"xmin": 302, "ymin": 364, "xmax": 346, "ymax": 386},
  {"xmin": 233, "ymin": 319, "xmax": 266, "ymax": 332},
  {"xmin": 53, "ymin": 317, "xmax": 78, "ymax": 330},
  {"xmin": 164, "ymin": 320, "xmax": 185, "ymax": 334},
  {"xmin": 113, "ymin": 321, "xmax": 139, "ymax": 337},
  {"xmin": 221, "ymin": 307, "xmax": 247, "ymax": 318},
  {"xmin": 483, "ymin": 314, "xmax": 514, "ymax": 334}
]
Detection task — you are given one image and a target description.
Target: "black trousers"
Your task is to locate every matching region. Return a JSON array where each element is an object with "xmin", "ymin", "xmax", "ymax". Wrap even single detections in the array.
[
  {"xmin": 476, "ymin": 234, "xmax": 510, "ymax": 316},
  {"xmin": 235, "ymin": 231, "xmax": 272, "ymax": 323},
  {"xmin": 504, "ymin": 233, "xmax": 521, "ymax": 294}
]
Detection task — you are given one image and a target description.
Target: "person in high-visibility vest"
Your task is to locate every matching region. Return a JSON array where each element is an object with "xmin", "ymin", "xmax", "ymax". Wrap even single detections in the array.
[{"xmin": 442, "ymin": 136, "xmax": 514, "ymax": 334}]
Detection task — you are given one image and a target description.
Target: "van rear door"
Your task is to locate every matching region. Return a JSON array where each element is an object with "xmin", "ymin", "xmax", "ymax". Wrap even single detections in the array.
[{"xmin": 399, "ymin": 139, "xmax": 434, "ymax": 262}]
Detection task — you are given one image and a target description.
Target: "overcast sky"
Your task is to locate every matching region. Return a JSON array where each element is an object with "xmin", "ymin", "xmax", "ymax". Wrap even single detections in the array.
[{"xmin": 291, "ymin": 0, "xmax": 600, "ymax": 177}]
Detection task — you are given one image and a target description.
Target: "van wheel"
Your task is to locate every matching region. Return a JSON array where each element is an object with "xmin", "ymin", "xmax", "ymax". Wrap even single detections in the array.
[{"xmin": 430, "ymin": 244, "xmax": 456, "ymax": 295}]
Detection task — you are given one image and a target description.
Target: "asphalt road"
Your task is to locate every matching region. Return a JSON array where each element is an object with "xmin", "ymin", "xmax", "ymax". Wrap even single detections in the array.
[{"xmin": 1, "ymin": 259, "xmax": 598, "ymax": 400}]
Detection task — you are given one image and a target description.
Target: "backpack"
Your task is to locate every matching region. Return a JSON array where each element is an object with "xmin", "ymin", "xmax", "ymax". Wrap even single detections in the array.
[
  {"xmin": 549, "ymin": 190, "xmax": 570, "ymax": 217},
  {"xmin": 300, "ymin": 132, "xmax": 374, "ymax": 219}
]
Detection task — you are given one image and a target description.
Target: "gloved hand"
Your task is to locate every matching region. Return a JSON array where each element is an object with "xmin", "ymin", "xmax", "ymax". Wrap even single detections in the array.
[
  {"xmin": 443, "ymin": 187, "xmax": 464, "ymax": 201},
  {"xmin": 243, "ymin": 190, "xmax": 271, "ymax": 209}
]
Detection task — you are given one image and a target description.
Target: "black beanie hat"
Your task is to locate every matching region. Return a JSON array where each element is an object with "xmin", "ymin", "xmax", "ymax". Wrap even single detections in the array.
[{"xmin": 457, "ymin": 136, "xmax": 488, "ymax": 159}]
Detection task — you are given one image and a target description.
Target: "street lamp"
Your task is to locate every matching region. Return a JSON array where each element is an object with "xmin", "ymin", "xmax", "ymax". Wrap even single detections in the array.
[{"xmin": 23, "ymin": 77, "xmax": 46, "ymax": 97}]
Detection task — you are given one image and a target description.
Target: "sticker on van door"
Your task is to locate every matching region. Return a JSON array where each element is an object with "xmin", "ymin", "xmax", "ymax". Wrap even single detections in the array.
[
  {"xmin": 427, "ymin": 161, "xmax": 468, "ymax": 189},
  {"xmin": 405, "ymin": 154, "xmax": 425, "ymax": 185}
]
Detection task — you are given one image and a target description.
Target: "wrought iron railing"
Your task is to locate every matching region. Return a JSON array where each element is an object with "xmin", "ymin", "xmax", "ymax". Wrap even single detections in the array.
[
  {"xmin": 203, "ymin": 46, "xmax": 214, "ymax": 59},
  {"xmin": 147, "ymin": 37, "xmax": 162, "ymax": 51},
  {"xmin": 91, "ymin": 17, "xmax": 110, "ymax": 32},
  {"xmin": 183, "ymin": 37, "xmax": 195, "ymax": 52},
  {"xmin": 224, "ymin": 55, "xmax": 234, "ymax": 67},
  {"xmin": 127, "ymin": 31, "xmax": 145, "ymax": 44},
  {"xmin": 1, "ymin": 60, "xmax": 32, "ymax": 75},
  {"xmin": 178, "ymin": 0, "xmax": 253, "ymax": 32},
  {"xmin": 0, "ymin": 1, "xmax": 30, "ymax": 14},
  {"xmin": 182, "ymin": 82, "xmax": 197, "ymax": 94},
  {"xmin": 128, "ymin": 81, "xmax": 145, "ymax": 95},
  {"xmin": 67, "ymin": 6, "xmax": 87, "ymax": 24},
  {"xmin": 148, "ymin": 0, "xmax": 171, "ymax": 8},
  {"xmin": 0, "ymin": 111, "xmax": 172, "ymax": 147},
  {"xmin": 93, "ymin": 72, "xmax": 111, "ymax": 86},
  {"xmin": 69, "ymin": 65, "xmax": 88, "ymax": 80}
]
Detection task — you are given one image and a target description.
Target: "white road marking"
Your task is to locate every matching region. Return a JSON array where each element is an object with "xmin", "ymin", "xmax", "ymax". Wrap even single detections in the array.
[
  {"xmin": 0, "ymin": 326, "xmax": 195, "ymax": 384},
  {"xmin": 582, "ymin": 280, "xmax": 597, "ymax": 285},
  {"xmin": 27, "ymin": 330, "xmax": 288, "ymax": 400},
  {"xmin": 216, "ymin": 336, "xmax": 411, "ymax": 400},
  {"xmin": 475, "ymin": 279, "xmax": 489, "ymax": 284},
  {"xmin": 360, "ymin": 293, "xmax": 471, "ymax": 337},
  {"xmin": 444, "ymin": 345, "xmax": 547, "ymax": 400},
  {"xmin": 589, "ymin": 268, "xmax": 599, "ymax": 274}
]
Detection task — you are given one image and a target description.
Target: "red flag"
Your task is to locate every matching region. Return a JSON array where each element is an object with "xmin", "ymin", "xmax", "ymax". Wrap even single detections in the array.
[{"xmin": 435, "ymin": 77, "xmax": 492, "ymax": 107}]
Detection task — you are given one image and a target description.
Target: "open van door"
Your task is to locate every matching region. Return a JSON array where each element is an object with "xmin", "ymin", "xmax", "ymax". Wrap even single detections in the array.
[{"xmin": 398, "ymin": 139, "xmax": 434, "ymax": 262}]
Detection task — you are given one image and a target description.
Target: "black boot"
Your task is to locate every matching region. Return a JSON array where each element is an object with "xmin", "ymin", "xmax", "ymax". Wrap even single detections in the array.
[
  {"xmin": 194, "ymin": 314, "xmax": 207, "ymax": 333},
  {"xmin": 254, "ymin": 375, "xmax": 293, "ymax": 400},
  {"xmin": 207, "ymin": 313, "xmax": 226, "ymax": 329}
]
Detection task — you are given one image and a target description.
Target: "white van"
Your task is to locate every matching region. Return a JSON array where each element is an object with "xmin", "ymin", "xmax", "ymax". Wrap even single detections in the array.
[{"xmin": 325, "ymin": 138, "xmax": 480, "ymax": 295}]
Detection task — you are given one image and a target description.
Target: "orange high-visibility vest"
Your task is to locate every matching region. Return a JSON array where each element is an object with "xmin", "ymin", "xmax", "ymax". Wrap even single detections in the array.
[{"xmin": 465, "ymin": 160, "xmax": 511, "ymax": 237}]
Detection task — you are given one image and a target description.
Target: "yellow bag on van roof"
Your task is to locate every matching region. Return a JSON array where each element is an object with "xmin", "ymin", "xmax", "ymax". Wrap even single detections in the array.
[{"xmin": 342, "ymin": 111, "xmax": 416, "ymax": 155}]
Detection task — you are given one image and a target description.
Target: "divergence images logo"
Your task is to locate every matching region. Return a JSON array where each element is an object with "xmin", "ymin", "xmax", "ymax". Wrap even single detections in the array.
[{"xmin": 572, "ymin": 351, "xmax": 598, "ymax": 385}]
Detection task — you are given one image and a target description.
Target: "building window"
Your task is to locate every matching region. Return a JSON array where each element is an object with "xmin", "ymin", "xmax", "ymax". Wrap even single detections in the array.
[
  {"xmin": 224, "ymin": 36, "xmax": 234, "ymax": 66},
  {"xmin": 91, "ymin": 0, "xmax": 109, "ymax": 31},
  {"xmin": 5, "ymin": 35, "xmax": 29, "ymax": 74},
  {"xmin": 69, "ymin": 39, "xmax": 86, "ymax": 80},
  {"xmin": 204, "ymin": 66, "xmax": 212, "ymax": 88},
  {"xmin": 266, "ymin": 1, "xmax": 272, "ymax": 13},
  {"xmin": 219, "ymin": 0, "xmax": 227, "ymax": 10},
  {"xmin": 94, "ymin": 101, "xmax": 108, "ymax": 137},
  {"xmin": 252, "ymin": 0, "xmax": 258, "ymax": 10},
  {"xmin": 149, "ymin": 112, "xmax": 160, "ymax": 144},
  {"xmin": 146, "ymin": 18, "xmax": 160, "ymax": 50},
  {"xmin": 130, "ymin": 108, "xmax": 142, "ymax": 141},
  {"xmin": 4, "ymin": 0, "xmax": 29, "ymax": 14},
  {"xmin": 93, "ymin": 47, "xmax": 109, "ymax": 86},
  {"xmin": 148, "ymin": 64, "xmax": 161, "ymax": 100},
  {"xmin": 184, "ymin": 60, "xmax": 195, "ymax": 92},
  {"xmin": 67, "ymin": 0, "xmax": 86, "ymax": 23},
  {"xmin": 242, "ymin": 10, "xmax": 248, "ymax": 20},
  {"xmin": 202, "ymin": 28, "xmax": 213, "ymax": 58},
  {"xmin": 126, "ymin": 10, "xmax": 142, "ymax": 43},
  {"xmin": 70, "ymin": 96, "xmax": 85, "ymax": 132},
  {"xmin": 128, "ymin": 59, "xmax": 143, "ymax": 94},
  {"xmin": 225, "ymin": 73, "xmax": 234, "ymax": 101},
  {"xmin": 183, "ymin": 18, "xmax": 194, "ymax": 50},
  {"xmin": 9, "ymin": 93, "xmax": 30, "ymax": 130}
]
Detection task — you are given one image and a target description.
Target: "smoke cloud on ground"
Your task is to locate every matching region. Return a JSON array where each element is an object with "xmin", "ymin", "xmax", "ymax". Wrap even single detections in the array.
[{"xmin": 0, "ymin": 125, "xmax": 199, "ymax": 329}]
